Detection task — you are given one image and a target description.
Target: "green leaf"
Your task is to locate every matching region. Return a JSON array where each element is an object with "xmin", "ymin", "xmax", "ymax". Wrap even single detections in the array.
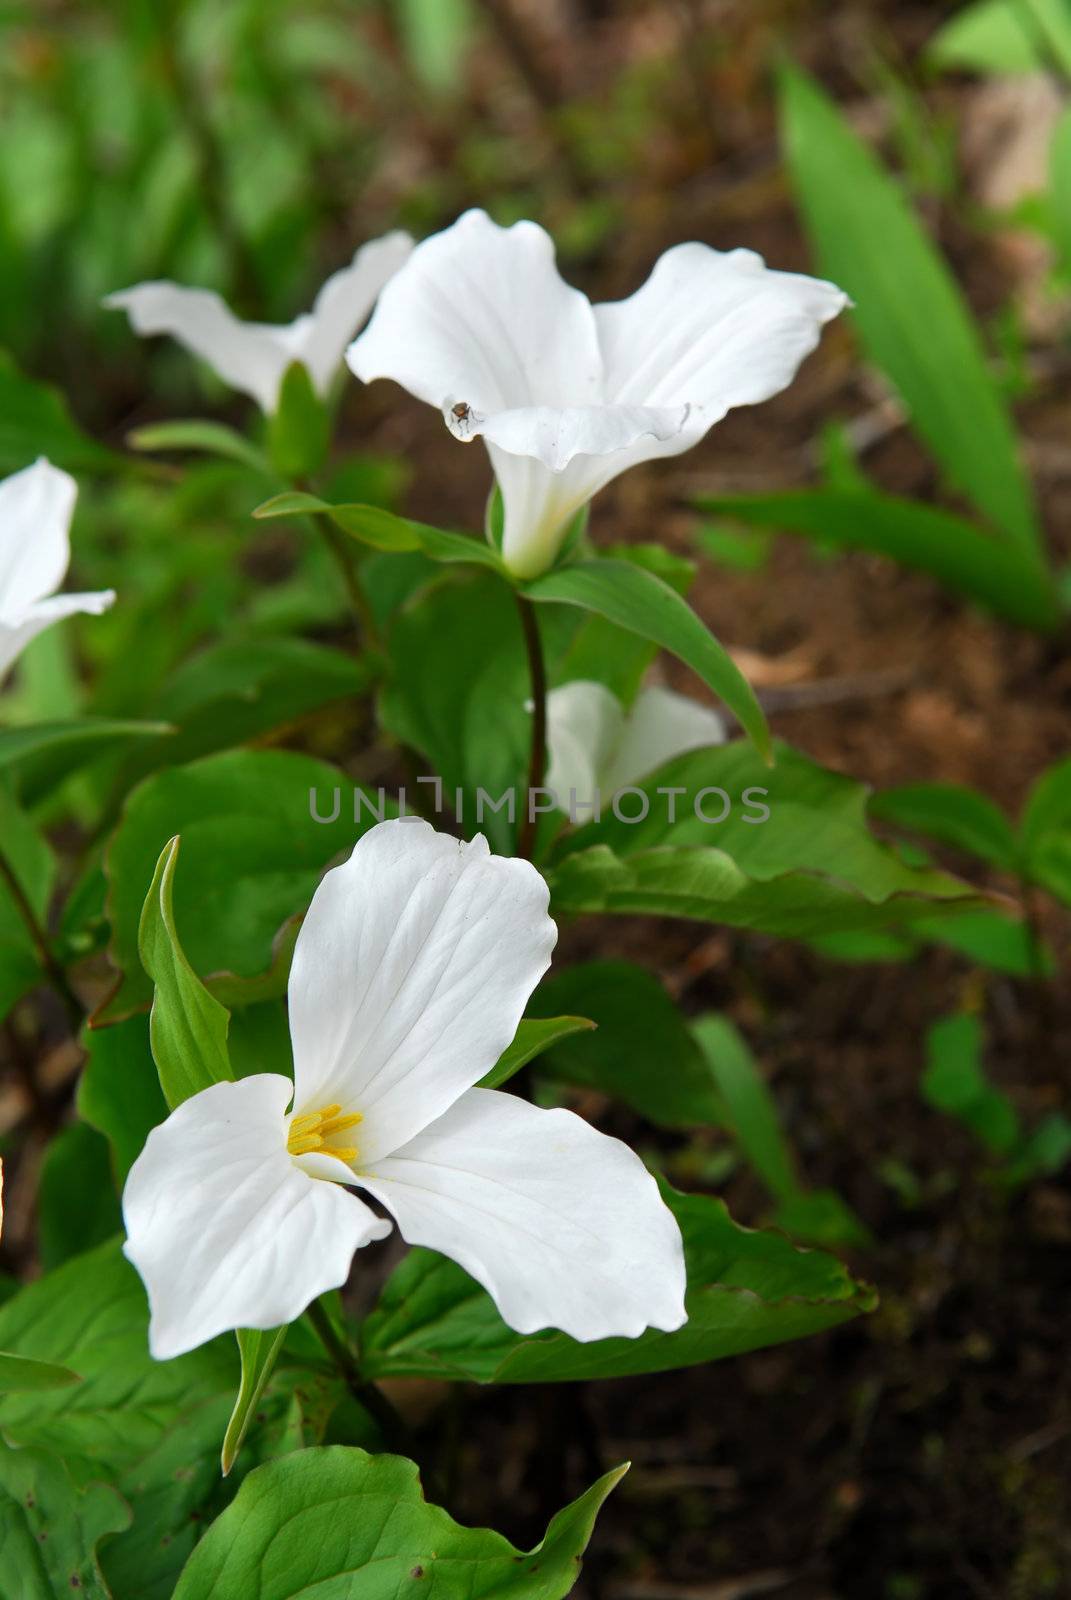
[
  {"xmin": 0, "ymin": 1240, "xmax": 239, "ymax": 1600},
  {"xmin": 0, "ymin": 718, "xmax": 172, "ymax": 808},
  {"xmin": 267, "ymin": 361, "xmax": 329, "ymax": 479},
  {"xmin": 691, "ymin": 1016, "xmax": 869, "ymax": 1249},
  {"xmin": 1021, "ymin": 755, "xmax": 1071, "ymax": 852},
  {"xmin": 37, "ymin": 1122, "xmax": 122, "ymax": 1270},
  {"xmin": 77, "ymin": 1014, "xmax": 168, "ymax": 1184},
  {"xmin": 0, "ymin": 1353, "xmax": 81, "ymax": 1393},
  {"xmin": 0, "ymin": 781, "xmax": 55, "ymax": 1017},
  {"xmin": 98, "ymin": 749, "xmax": 385, "ymax": 1021},
  {"xmin": 221, "ymin": 1327, "xmax": 288, "ymax": 1478},
  {"xmin": 127, "ymin": 419, "xmax": 271, "ymax": 476},
  {"xmin": 0, "ymin": 348, "xmax": 118, "ymax": 475},
  {"xmin": 0, "ymin": 1437, "xmax": 130, "ymax": 1599},
  {"xmin": 138, "ymin": 836, "xmax": 233, "ymax": 1108},
  {"xmin": 254, "ymin": 491, "xmax": 503, "ymax": 568},
  {"xmin": 549, "ymin": 842, "xmax": 979, "ymax": 940},
  {"xmin": 922, "ymin": 1013, "xmax": 1021, "ymax": 1157},
  {"xmin": 363, "ymin": 1185, "xmax": 874, "ymax": 1383},
  {"xmin": 528, "ymin": 961, "xmax": 723, "ymax": 1126},
  {"xmin": 927, "ymin": 0, "xmax": 1044, "ymax": 74},
  {"xmin": 869, "ymin": 781, "xmax": 1020, "ymax": 870},
  {"xmin": 174, "ymin": 1445, "xmax": 626, "ymax": 1599},
  {"xmin": 478, "ymin": 1015, "xmax": 596, "ymax": 1090},
  {"xmin": 694, "ymin": 489, "xmax": 1060, "ymax": 630},
  {"xmin": 780, "ymin": 65, "xmax": 1045, "ymax": 558},
  {"xmin": 524, "ymin": 558, "xmax": 770, "ymax": 760}
]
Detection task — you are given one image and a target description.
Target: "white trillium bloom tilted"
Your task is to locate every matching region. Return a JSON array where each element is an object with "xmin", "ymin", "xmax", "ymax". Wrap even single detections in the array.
[
  {"xmin": 104, "ymin": 232, "xmax": 414, "ymax": 414},
  {"xmin": 348, "ymin": 209, "xmax": 848, "ymax": 578},
  {"xmin": 122, "ymin": 819, "xmax": 687, "ymax": 1359},
  {"xmin": 544, "ymin": 680, "xmax": 727, "ymax": 809},
  {"xmin": 0, "ymin": 459, "xmax": 115, "ymax": 682}
]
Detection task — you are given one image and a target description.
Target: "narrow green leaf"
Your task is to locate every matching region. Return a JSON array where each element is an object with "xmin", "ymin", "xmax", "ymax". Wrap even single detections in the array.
[
  {"xmin": 174, "ymin": 1446, "xmax": 626, "ymax": 1599},
  {"xmin": 0, "ymin": 1352, "xmax": 81, "ymax": 1392},
  {"xmin": 923, "ymin": 1013, "xmax": 1021, "ymax": 1156},
  {"xmin": 253, "ymin": 491, "xmax": 503, "ymax": 568},
  {"xmin": 478, "ymin": 1015, "xmax": 596, "ymax": 1090},
  {"xmin": 524, "ymin": 557, "xmax": 770, "ymax": 760},
  {"xmin": 927, "ymin": 0, "xmax": 1044, "ymax": 74},
  {"xmin": 695, "ymin": 488, "xmax": 1060, "ymax": 630},
  {"xmin": 221, "ymin": 1326, "xmax": 288, "ymax": 1477},
  {"xmin": 0, "ymin": 719, "xmax": 172, "ymax": 806},
  {"xmin": 127, "ymin": 418, "xmax": 270, "ymax": 475},
  {"xmin": 781, "ymin": 64, "xmax": 1044, "ymax": 556},
  {"xmin": 692, "ymin": 1016, "xmax": 797, "ymax": 1199},
  {"xmin": 138, "ymin": 836, "xmax": 233, "ymax": 1109}
]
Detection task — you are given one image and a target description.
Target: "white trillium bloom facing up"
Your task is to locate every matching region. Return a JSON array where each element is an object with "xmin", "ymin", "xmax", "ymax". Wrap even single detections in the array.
[
  {"xmin": 105, "ymin": 232, "xmax": 414, "ymax": 414},
  {"xmin": 123, "ymin": 818, "xmax": 687, "ymax": 1359},
  {"xmin": 348, "ymin": 209, "xmax": 848, "ymax": 578},
  {"xmin": 544, "ymin": 680, "xmax": 727, "ymax": 810},
  {"xmin": 0, "ymin": 459, "xmax": 115, "ymax": 682}
]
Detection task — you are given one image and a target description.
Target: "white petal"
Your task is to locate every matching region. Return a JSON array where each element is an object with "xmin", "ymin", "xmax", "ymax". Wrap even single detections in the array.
[
  {"xmin": 297, "ymin": 231, "xmax": 414, "ymax": 396},
  {"xmin": 0, "ymin": 588, "xmax": 115, "ymax": 681},
  {"xmin": 347, "ymin": 209, "xmax": 602, "ymax": 415},
  {"xmin": 287, "ymin": 818, "xmax": 556, "ymax": 1162},
  {"xmin": 362, "ymin": 1087, "xmax": 687, "ymax": 1341},
  {"xmin": 122, "ymin": 1074, "xmax": 390, "ymax": 1359},
  {"xmin": 594, "ymin": 242, "xmax": 847, "ymax": 438},
  {"xmin": 0, "ymin": 459, "xmax": 77, "ymax": 617},
  {"xmin": 603, "ymin": 685, "xmax": 727, "ymax": 792},
  {"xmin": 447, "ymin": 400, "xmax": 689, "ymax": 474},
  {"xmin": 544, "ymin": 680, "xmax": 625, "ymax": 809},
  {"xmin": 104, "ymin": 283, "xmax": 294, "ymax": 413}
]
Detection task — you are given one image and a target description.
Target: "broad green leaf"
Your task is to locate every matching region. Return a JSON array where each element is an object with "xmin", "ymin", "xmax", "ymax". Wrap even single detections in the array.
[
  {"xmin": 363, "ymin": 1186, "xmax": 875, "ymax": 1383},
  {"xmin": 914, "ymin": 907, "xmax": 1054, "ymax": 976},
  {"xmin": 922, "ymin": 1014, "xmax": 1020, "ymax": 1156},
  {"xmin": 221, "ymin": 1327, "xmax": 288, "ymax": 1477},
  {"xmin": 0, "ymin": 1353, "xmax": 80, "ymax": 1393},
  {"xmin": 0, "ymin": 348, "xmax": 118, "ymax": 474},
  {"xmin": 254, "ymin": 491, "xmax": 503, "ymax": 568},
  {"xmin": 0, "ymin": 1438, "xmax": 130, "ymax": 1599},
  {"xmin": 77, "ymin": 1014, "xmax": 169, "ymax": 1183},
  {"xmin": 267, "ymin": 361, "xmax": 329, "ymax": 479},
  {"xmin": 99, "ymin": 749, "xmax": 384, "ymax": 1021},
  {"xmin": 0, "ymin": 1240, "xmax": 238, "ymax": 1600},
  {"xmin": 0, "ymin": 718, "xmax": 172, "ymax": 807},
  {"xmin": 173, "ymin": 1445, "xmax": 626, "ymax": 1600},
  {"xmin": 694, "ymin": 489, "xmax": 1060, "ymax": 630},
  {"xmin": 869, "ymin": 781, "xmax": 1019, "ymax": 870},
  {"xmin": 37, "ymin": 1122, "xmax": 122, "ymax": 1270},
  {"xmin": 138, "ymin": 837, "xmax": 233, "ymax": 1108},
  {"xmin": 114, "ymin": 638, "xmax": 373, "ymax": 789},
  {"xmin": 781, "ymin": 65, "xmax": 1044, "ymax": 558},
  {"xmin": 127, "ymin": 419, "xmax": 270, "ymax": 476},
  {"xmin": 524, "ymin": 558, "xmax": 770, "ymax": 760},
  {"xmin": 528, "ymin": 961, "xmax": 723, "ymax": 1126},
  {"xmin": 1021, "ymin": 755, "xmax": 1071, "ymax": 853},
  {"xmin": 478, "ymin": 1015, "xmax": 597, "ymax": 1090},
  {"xmin": 552, "ymin": 741, "xmax": 980, "ymax": 911}
]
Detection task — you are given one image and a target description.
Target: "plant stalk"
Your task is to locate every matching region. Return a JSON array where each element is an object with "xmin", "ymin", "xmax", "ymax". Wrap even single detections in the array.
[
  {"xmin": 306, "ymin": 1299, "xmax": 405, "ymax": 1448},
  {"xmin": 516, "ymin": 594, "xmax": 547, "ymax": 861},
  {"xmin": 0, "ymin": 845, "xmax": 82, "ymax": 1031}
]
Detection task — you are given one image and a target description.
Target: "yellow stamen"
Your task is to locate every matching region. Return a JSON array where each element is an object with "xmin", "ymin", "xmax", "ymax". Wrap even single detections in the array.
[
  {"xmin": 318, "ymin": 1111, "xmax": 363, "ymax": 1136},
  {"xmin": 287, "ymin": 1103, "xmax": 361, "ymax": 1164}
]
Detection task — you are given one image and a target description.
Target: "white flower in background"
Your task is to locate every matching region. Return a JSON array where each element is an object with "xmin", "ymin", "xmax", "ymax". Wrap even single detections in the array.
[
  {"xmin": 123, "ymin": 818, "xmax": 686, "ymax": 1359},
  {"xmin": 348, "ymin": 209, "xmax": 847, "ymax": 579},
  {"xmin": 0, "ymin": 459, "xmax": 115, "ymax": 682},
  {"xmin": 544, "ymin": 680, "xmax": 727, "ymax": 811},
  {"xmin": 104, "ymin": 232, "xmax": 414, "ymax": 415}
]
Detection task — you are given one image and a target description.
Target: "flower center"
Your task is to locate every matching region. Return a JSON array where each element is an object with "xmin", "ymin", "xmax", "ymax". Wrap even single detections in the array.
[{"xmin": 286, "ymin": 1103, "xmax": 362, "ymax": 1164}]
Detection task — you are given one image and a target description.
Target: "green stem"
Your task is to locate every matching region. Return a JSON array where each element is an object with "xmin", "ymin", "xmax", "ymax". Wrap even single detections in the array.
[
  {"xmin": 319, "ymin": 518, "xmax": 383, "ymax": 654},
  {"xmin": 0, "ymin": 844, "xmax": 82, "ymax": 1032},
  {"xmin": 516, "ymin": 594, "xmax": 546, "ymax": 861},
  {"xmin": 306, "ymin": 1299, "xmax": 405, "ymax": 1447}
]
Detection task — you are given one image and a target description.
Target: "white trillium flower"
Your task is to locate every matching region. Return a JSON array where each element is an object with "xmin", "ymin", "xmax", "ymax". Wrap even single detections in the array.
[
  {"xmin": 0, "ymin": 459, "xmax": 115, "ymax": 682},
  {"xmin": 104, "ymin": 232, "xmax": 414, "ymax": 415},
  {"xmin": 347, "ymin": 208, "xmax": 848, "ymax": 579},
  {"xmin": 544, "ymin": 680, "xmax": 727, "ymax": 810},
  {"xmin": 122, "ymin": 818, "xmax": 687, "ymax": 1359}
]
